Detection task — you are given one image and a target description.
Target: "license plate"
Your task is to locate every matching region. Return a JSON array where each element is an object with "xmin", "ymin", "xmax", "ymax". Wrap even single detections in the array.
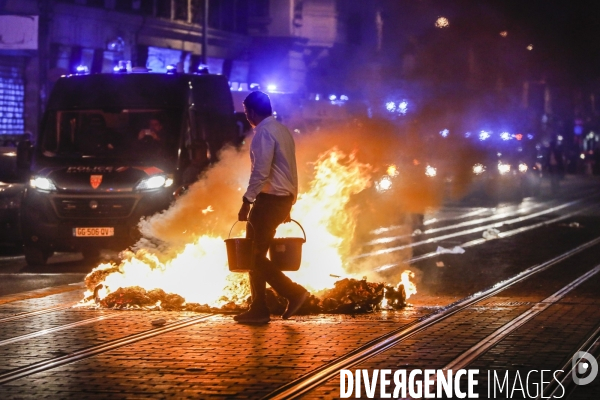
[{"xmin": 73, "ymin": 227, "xmax": 114, "ymax": 237}]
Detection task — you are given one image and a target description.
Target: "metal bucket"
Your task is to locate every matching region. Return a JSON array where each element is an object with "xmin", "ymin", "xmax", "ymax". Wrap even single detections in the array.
[
  {"xmin": 225, "ymin": 221, "xmax": 255, "ymax": 272},
  {"xmin": 268, "ymin": 219, "xmax": 306, "ymax": 271},
  {"xmin": 225, "ymin": 219, "xmax": 307, "ymax": 272}
]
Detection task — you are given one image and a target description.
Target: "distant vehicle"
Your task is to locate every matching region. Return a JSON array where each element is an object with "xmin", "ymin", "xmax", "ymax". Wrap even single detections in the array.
[{"xmin": 18, "ymin": 72, "xmax": 239, "ymax": 266}]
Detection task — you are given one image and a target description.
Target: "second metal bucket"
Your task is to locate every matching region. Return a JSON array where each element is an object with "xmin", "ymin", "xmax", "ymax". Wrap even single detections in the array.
[{"xmin": 268, "ymin": 219, "xmax": 307, "ymax": 271}]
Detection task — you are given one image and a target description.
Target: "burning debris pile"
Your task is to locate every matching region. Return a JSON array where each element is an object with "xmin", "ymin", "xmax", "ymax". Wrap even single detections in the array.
[
  {"xmin": 79, "ymin": 139, "xmax": 422, "ymax": 316},
  {"xmin": 83, "ymin": 275, "xmax": 409, "ymax": 315}
]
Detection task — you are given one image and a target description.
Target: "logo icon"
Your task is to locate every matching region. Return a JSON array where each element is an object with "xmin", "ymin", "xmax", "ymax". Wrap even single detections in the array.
[
  {"xmin": 90, "ymin": 175, "xmax": 102, "ymax": 189},
  {"xmin": 572, "ymin": 351, "xmax": 598, "ymax": 385}
]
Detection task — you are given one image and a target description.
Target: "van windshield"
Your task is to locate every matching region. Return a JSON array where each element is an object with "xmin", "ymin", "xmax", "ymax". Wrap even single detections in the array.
[{"xmin": 41, "ymin": 109, "xmax": 182, "ymax": 166}]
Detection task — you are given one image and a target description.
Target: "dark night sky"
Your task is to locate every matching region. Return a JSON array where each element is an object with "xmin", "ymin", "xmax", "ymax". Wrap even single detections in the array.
[{"xmin": 499, "ymin": 0, "xmax": 600, "ymax": 84}]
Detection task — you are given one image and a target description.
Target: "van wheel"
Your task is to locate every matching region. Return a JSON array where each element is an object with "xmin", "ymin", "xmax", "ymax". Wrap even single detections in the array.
[{"xmin": 24, "ymin": 245, "xmax": 50, "ymax": 266}]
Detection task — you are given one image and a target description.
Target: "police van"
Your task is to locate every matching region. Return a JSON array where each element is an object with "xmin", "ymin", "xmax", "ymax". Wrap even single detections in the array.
[{"xmin": 18, "ymin": 70, "xmax": 239, "ymax": 266}]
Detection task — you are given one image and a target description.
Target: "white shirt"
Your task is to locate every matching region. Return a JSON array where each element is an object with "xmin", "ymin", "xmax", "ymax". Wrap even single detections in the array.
[{"xmin": 243, "ymin": 116, "xmax": 298, "ymax": 203}]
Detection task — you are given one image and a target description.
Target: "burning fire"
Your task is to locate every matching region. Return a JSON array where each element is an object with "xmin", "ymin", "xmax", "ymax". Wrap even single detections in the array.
[{"xmin": 80, "ymin": 146, "xmax": 417, "ymax": 311}]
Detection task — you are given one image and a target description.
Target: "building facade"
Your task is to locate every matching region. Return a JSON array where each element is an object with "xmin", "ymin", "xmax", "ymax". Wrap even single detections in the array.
[{"xmin": 1, "ymin": 0, "xmax": 349, "ymax": 140}]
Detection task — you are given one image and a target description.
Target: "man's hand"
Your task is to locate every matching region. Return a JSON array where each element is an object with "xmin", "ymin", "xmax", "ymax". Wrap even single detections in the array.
[{"xmin": 238, "ymin": 203, "xmax": 251, "ymax": 221}]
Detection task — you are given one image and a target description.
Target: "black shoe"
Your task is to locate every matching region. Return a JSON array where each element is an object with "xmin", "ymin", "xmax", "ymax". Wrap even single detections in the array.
[
  {"xmin": 233, "ymin": 308, "xmax": 270, "ymax": 324},
  {"xmin": 282, "ymin": 291, "xmax": 309, "ymax": 320}
]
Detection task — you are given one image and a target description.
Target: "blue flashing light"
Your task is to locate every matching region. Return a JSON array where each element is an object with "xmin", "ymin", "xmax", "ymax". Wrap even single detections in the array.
[
  {"xmin": 196, "ymin": 64, "xmax": 209, "ymax": 75},
  {"xmin": 500, "ymin": 132, "xmax": 511, "ymax": 141},
  {"xmin": 527, "ymin": 134, "xmax": 534, "ymax": 140},
  {"xmin": 75, "ymin": 65, "xmax": 89, "ymax": 75},
  {"xmin": 249, "ymin": 83, "xmax": 260, "ymax": 90},
  {"xmin": 340, "ymin": 95, "xmax": 349, "ymax": 101},
  {"xmin": 267, "ymin": 84, "xmax": 277, "ymax": 92},
  {"xmin": 315, "ymin": 94, "xmax": 320, "ymax": 101},
  {"xmin": 464, "ymin": 132, "xmax": 472, "ymax": 138},
  {"xmin": 385, "ymin": 102, "xmax": 396, "ymax": 112},
  {"xmin": 440, "ymin": 128, "xmax": 449, "ymax": 138},
  {"xmin": 329, "ymin": 94, "xmax": 337, "ymax": 101},
  {"xmin": 166, "ymin": 64, "xmax": 177, "ymax": 74},
  {"xmin": 479, "ymin": 130, "xmax": 491, "ymax": 141}
]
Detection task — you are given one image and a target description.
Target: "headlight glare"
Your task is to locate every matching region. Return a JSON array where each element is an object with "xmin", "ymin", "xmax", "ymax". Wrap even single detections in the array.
[
  {"xmin": 30, "ymin": 176, "xmax": 57, "ymax": 191},
  {"xmin": 136, "ymin": 175, "xmax": 171, "ymax": 190},
  {"xmin": 498, "ymin": 162, "xmax": 511, "ymax": 175}
]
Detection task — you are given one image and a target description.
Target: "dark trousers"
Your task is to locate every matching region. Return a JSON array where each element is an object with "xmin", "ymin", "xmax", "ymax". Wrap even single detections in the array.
[{"xmin": 246, "ymin": 193, "xmax": 306, "ymax": 311}]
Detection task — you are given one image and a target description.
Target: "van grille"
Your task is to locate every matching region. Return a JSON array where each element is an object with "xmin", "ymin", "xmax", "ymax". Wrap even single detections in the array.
[{"xmin": 54, "ymin": 198, "xmax": 135, "ymax": 218}]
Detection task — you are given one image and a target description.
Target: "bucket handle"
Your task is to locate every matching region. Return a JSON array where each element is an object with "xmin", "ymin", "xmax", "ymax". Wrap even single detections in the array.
[
  {"xmin": 228, "ymin": 220, "xmax": 254, "ymax": 239},
  {"xmin": 288, "ymin": 219, "xmax": 307, "ymax": 242},
  {"xmin": 228, "ymin": 219, "xmax": 306, "ymax": 241}
]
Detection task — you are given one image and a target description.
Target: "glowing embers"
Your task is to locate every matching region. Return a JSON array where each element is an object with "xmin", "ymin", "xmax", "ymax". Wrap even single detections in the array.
[{"xmin": 84, "ymin": 276, "xmax": 411, "ymax": 314}]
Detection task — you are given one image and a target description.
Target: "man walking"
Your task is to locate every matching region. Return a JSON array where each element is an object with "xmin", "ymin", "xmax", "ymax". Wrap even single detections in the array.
[{"xmin": 236, "ymin": 91, "xmax": 309, "ymax": 324}]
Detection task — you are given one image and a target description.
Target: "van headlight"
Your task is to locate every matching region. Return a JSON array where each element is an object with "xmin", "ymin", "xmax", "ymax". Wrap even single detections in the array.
[
  {"xmin": 30, "ymin": 176, "xmax": 57, "ymax": 191},
  {"xmin": 136, "ymin": 174, "xmax": 174, "ymax": 190}
]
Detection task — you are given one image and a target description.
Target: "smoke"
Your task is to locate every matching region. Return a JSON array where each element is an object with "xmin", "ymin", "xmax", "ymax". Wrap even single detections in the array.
[
  {"xmin": 130, "ymin": 116, "xmax": 482, "ymax": 289},
  {"xmin": 135, "ymin": 144, "xmax": 250, "ymax": 258}
]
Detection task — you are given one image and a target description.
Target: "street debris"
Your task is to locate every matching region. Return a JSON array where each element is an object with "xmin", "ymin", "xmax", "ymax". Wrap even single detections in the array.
[
  {"xmin": 435, "ymin": 245, "xmax": 465, "ymax": 254},
  {"xmin": 482, "ymin": 228, "xmax": 500, "ymax": 240},
  {"xmin": 151, "ymin": 318, "xmax": 167, "ymax": 327},
  {"xmin": 436, "ymin": 261, "xmax": 445, "ymax": 267},
  {"xmin": 84, "ymin": 277, "xmax": 408, "ymax": 315}
]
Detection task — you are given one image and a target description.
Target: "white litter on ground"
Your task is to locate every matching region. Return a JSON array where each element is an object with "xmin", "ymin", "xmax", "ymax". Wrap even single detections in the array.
[
  {"xmin": 482, "ymin": 228, "xmax": 500, "ymax": 240},
  {"xmin": 435, "ymin": 246, "xmax": 466, "ymax": 254}
]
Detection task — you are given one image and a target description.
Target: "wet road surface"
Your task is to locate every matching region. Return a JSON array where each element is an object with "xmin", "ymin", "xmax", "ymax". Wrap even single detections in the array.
[{"xmin": 0, "ymin": 175, "xmax": 598, "ymax": 399}]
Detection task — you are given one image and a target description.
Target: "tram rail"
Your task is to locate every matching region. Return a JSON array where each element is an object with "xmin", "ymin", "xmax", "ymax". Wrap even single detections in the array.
[{"xmin": 264, "ymin": 236, "xmax": 600, "ymax": 399}]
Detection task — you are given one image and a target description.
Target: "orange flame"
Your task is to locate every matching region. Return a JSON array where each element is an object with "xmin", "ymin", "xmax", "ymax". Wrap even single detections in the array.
[{"xmin": 81, "ymin": 146, "xmax": 416, "ymax": 308}]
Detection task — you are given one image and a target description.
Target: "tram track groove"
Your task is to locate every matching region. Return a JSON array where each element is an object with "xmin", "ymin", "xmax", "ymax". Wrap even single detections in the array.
[
  {"xmin": 375, "ymin": 202, "xmax": 598, "ymax": 271},
  {"xmin": 0, "ymin": 313, "xmax": 217, "ymax": 385},
  {"xmin": 539, "ymin": 322, "xmax": 600, "ymax": 399},
  {"xmin": 367, "ymin": 200, "xmax": 547, "ymax": 245},
  {"xmin": 0, "ymin": 304, "xmax": 75, "ymax": 324},
  {"xmin": 365, "ymin": 185, "xmax": 595, "ymax": 245},
  {"xmin": 370, "ymin": 185, "xmax": 595, "ymax": 238},
  {"xmin": 356, "ymin": 196, "xmax": 590, "ymax": 260},
  {"xmin": 442, "ymin": 264, "xmax": 600, "ymax": 371},
  {"xmin": 0, "ymin": 312, "xmax": 120, "ymax": 347},
  {"xmin": 263, "ymin": 236, "xmax": 600, "ymax": 399}
]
